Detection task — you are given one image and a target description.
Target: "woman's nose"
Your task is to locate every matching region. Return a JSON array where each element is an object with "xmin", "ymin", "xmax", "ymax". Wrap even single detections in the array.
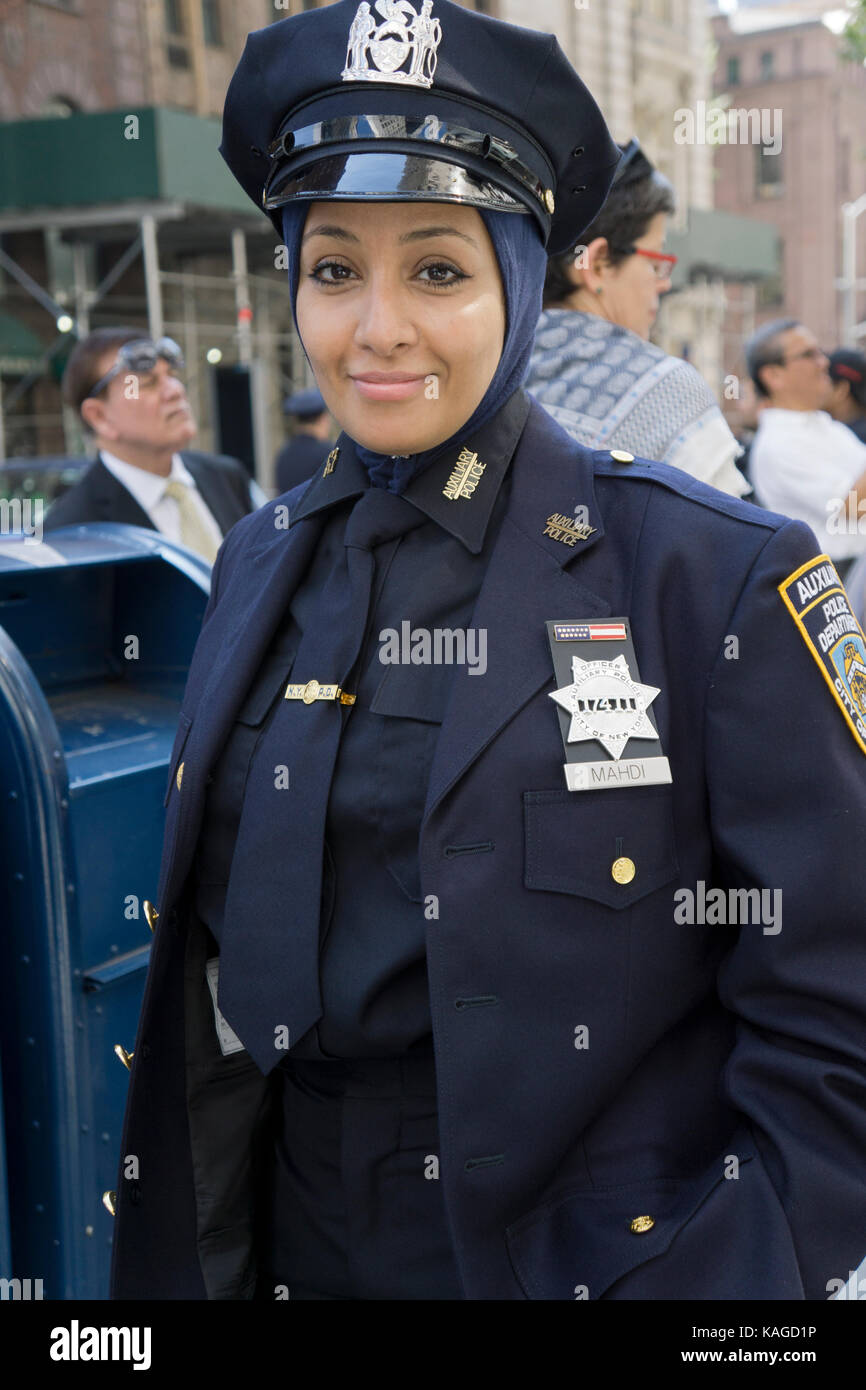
[{"xmin": 352, "ymin": 280, "xmax": 419, "ymax": 355}]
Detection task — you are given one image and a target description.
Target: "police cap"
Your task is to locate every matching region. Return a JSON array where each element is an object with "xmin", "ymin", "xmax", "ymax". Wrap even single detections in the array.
[
  {"xmin": 283, "ymin": 388, "xmax": 327, "ymax": 418},
  {"xmin": 220, "ymin": 0, "xmax": 621, "ymax": 255}
]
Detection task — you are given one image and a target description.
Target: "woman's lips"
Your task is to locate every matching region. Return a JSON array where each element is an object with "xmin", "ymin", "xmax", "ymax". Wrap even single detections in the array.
[{"xmin": 350, "ymin": 374, "xmax": 427, "ymax": 402}]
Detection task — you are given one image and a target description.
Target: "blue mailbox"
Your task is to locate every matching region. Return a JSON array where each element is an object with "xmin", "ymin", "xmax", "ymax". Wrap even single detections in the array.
[{"xmin": 0, "ymin": 524, "xmax": 210, "ymax": 1299}]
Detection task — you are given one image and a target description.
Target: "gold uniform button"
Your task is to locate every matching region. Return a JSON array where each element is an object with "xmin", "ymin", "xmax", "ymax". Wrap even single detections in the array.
[
  {"xmin": 611, "ymin": 856, "xmax": 636, "ymax": 885},
  {"xmin": 630, "ymin": 1215, "xmax": 655, "ymax": 1234},
  {"xmin": 102, "ymin": 1190, "xmax": 117, "ymax": 1217},
  {"xmin": 610, "ymin": 450, "xmax": 635, "ymax": 464},
  {"xmin": 143, "ymin": 900, "xmax": 159, "ymax": 933},
  {"xmin": 176, "ymin": 761, "xmax": 184, "ymax": 791}
]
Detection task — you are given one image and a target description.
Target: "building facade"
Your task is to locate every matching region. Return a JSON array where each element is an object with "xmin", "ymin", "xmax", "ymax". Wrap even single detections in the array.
[{"xmin": 711, "ymin": 4, "xmax": 866, "ymax": 431}]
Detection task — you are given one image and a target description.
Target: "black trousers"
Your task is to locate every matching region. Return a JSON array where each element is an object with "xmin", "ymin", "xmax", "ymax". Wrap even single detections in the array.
[{"xmin": 256, "ymin": 1056, "xmax": 465, "ymax": 1300}]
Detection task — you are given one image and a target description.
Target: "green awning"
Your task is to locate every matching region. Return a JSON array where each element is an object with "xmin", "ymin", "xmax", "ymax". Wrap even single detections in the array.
[
  {"xmin": 666, "ymin": 208, "xmax": 780, "ymax": 286},
  {"xmin": 0, "ymin": 311, "xmax": 45, "ymax": 373},
  {"xmin": 0, "ymin": 107, "xmax": 253, "ymax": 217}
]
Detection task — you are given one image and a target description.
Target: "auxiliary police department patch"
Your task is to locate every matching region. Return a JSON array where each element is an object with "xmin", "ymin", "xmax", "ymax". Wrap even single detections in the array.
[{"xmin": 779, "ymin": 553, "xmax": 866, "ymax": 755}]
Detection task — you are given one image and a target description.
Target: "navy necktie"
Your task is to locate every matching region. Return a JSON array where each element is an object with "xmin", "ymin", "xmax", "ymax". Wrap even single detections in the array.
[{"xmin": 217, "ymin": 487, "xmax": 427, "ymax": 1074}]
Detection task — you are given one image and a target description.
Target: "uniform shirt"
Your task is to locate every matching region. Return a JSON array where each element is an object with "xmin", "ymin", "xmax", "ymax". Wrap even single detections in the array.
[
  {"xmin": 750, "ymin": 408, "xmax": 866, "ymax": 561},
  {"xmin": 193, "ymin": 389, "xmax": 530, "ymax": 1059},
  {"xmin": 99, "ymin": 449, "xmax": 224, "ymax": 552}
]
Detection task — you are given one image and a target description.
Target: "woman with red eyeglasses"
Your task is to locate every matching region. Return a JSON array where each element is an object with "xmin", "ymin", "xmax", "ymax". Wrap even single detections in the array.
[{"xmin": 526, "ymin": 139, "xmax": 749, "ymax": 499}]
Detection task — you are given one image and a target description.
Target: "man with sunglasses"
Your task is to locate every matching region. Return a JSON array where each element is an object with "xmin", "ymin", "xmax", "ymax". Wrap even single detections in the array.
[
  {"xmin": 747, "ymin": 319, "xmax": 866, "ymax": 575},
  {"xmin": 46, "ymin": 327, "xmax": 256, "ymax": 560}
]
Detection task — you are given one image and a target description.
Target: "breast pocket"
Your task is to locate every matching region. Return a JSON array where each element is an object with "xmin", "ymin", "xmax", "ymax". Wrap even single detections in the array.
[
  {"xmin": 369, "ymin": 663, "xmax": 453, "ymax": 901},
  {"xmin": 193, "ymin": 635, "xmax": 298, "ymax": 887},
  {"xmin": 523, "ymin": 785, "xmax": 679, "ymax": 909}
]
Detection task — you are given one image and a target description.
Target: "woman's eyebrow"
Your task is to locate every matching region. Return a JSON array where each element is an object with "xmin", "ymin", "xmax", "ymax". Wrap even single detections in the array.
[
  {"xmin": 301, "ymin": 224, "xmax": 359, "ymax": 245},
  {"xmin": 399, "ymin": 226, "xmax": 478, "ymax": 248},
  {"xmin": 301, "ymin": 224, "xmax": 478, "ymax": 248}
]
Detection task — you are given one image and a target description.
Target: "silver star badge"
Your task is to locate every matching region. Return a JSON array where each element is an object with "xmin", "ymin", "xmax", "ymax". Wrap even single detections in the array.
[{"xmin": 549, "ymin": 654, "xmax": 660, "ymax": 760}]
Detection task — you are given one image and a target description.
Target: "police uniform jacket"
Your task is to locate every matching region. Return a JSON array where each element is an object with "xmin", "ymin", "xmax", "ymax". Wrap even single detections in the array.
[{"xmin": 109, "ymin": 393, "xmax": 866, "ymax": 1301}]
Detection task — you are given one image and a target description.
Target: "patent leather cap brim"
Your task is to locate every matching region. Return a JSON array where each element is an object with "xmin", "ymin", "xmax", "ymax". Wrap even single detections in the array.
[{"xmin": 264, "ymin": 151, "xmax": 535, "ymax": 226}]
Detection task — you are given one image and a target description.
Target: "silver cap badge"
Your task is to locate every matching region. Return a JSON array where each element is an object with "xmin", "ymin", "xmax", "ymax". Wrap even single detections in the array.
[{"xmin": 342, "ymin": 0, "xmax": 442, "ymax": 90}]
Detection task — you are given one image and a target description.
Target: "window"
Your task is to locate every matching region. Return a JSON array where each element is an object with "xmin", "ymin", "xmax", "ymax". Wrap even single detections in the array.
[
  {"xmin": 202, "ymin": 0, "xmax": 223, "ymax": 45},
  {"xmin": 167, "ymin": 43, "xmax": 191, "ymax": 69},
  {"xmin": 755, "ymin": 143, "xmax": 783, "ymax": 197},
  {"xmin": 726, "ymin": 56, "xmax": 740, "ymax": 87},
  {"xmin": 164, "ymin": 0, "xmax": 184, "ymax": 36},
  {"xmin": 760, "ymin": 50, "xmax": 773, "ymax": 79}
]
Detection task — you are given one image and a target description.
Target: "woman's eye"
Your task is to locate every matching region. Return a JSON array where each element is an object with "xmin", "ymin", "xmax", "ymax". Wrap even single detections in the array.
[
  {"xmin": 309, "ymin": 260, "xmax": 355, "ymax": 284},
  {"xmin": 418, "ymin": 262, "xmax": 468, "ymax": 288}
]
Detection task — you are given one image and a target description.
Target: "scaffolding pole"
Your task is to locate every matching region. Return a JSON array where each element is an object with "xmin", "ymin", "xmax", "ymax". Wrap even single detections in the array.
[{"xmin": 141, "ymin": 214, "xmax": 163, "ymax": 339}]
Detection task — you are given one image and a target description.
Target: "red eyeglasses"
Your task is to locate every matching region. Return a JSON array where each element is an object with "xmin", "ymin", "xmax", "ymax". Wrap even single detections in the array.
[{"xmin": 624, "ymin": 247, "xmax": 678, "ymax": 280}]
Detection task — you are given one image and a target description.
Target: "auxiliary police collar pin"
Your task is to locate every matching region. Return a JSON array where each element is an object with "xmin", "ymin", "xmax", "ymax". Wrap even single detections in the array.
[
  {"xmin": 546, "ymin": 619, "xmax": 673, "ymax": 791},
  {"xmin": 342, "ymin": 0, "xmax": 442, "ymax": 90}
]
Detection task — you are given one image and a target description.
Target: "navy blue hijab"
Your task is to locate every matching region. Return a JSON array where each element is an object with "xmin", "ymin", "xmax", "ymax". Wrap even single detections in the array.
[{"xmin": 281, "ymin": 200, "xmax": 546, "ymax": 493}]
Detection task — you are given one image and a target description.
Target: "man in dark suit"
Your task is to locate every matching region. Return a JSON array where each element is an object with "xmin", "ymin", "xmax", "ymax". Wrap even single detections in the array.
[
  {"xmin": 46, "ymin": 327, "xmax": 256, "ymax": 561},
  {"xmin": 273, "ymin": 388, "xmax": 333, "ymax": 494}
]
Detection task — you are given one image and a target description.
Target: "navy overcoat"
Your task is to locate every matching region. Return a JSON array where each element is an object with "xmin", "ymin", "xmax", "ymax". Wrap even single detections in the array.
[{"xmin": 110, "ymin": 397, "xmax": 866, "ymax": 1300}]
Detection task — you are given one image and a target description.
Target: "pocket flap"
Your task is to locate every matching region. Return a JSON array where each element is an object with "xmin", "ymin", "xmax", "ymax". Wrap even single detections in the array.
[
  {"xmin": 369, "ymin": 661, "xmax": 453, "ymax": 724},
  {"xmin": 233, "ymin": 636, "xmax": 298, "ymax": 727},
  {"xmin": 523, "ymin": 785, "xmax": 679, "ymax": 908},
  {"xmin": 506, "ymin": 1150, "xmax": 755, "ymax": 1300}
]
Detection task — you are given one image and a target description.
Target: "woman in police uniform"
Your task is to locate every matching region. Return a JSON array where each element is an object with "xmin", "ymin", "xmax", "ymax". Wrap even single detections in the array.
[{"xmin": 110, "ymin": 0, "xmax": 866, "ymax": 1301}]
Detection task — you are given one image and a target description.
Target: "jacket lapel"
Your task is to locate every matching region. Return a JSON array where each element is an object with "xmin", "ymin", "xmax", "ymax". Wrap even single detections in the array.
[
  {"xmin": 183, "ymin": 452, "xmax": 233, "ymax": 536},
  {"xmin": 93, "ymin": 455, "xmax": 156, "ymax": 529},
  {"xmin": 423, "ymin": 400, "xmax": 610, "ymax": 828}
]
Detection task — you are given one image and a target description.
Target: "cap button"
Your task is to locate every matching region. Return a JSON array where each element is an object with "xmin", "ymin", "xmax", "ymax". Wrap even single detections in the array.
[
  {"xmin": 610, "ymin": 450, "xmax": 635, "ymax": 464},
  {"xmin": 542, "ymin": 188, "xmax": 555, "ymax": 215}
]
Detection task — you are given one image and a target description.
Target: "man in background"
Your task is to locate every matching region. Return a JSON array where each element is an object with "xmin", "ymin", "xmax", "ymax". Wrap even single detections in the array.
[
  {"xmin": 273, "ymin": 388, "xmax": 333, "ymax": 494},
  {"xmin": 46, "ymin": 327, "xmax": 256, "ymax": 562},
  {"xmin": 826, "ymin": 348, "xmax": 866, "ymax": 446},
  {"xmin": 746, "ymin": 319, "xmax": 866, "ymax": 574}
]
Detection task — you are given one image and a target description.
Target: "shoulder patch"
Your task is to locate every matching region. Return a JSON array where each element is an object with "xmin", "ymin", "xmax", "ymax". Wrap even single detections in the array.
[{"xmin": 779, "ymin": 553, "xmax": 866, "ymax": 755}]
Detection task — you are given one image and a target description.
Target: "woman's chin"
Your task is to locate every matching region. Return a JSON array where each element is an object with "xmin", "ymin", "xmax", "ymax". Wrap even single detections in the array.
[{"xmin": 346, "ymin": 416, "xmax": 455, "ymax": 457}]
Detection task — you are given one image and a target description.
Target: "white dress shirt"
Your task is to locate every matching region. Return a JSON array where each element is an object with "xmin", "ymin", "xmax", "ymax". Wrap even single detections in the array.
[
  {"xmin": 99, "ymin": 450, "xmax": 224, "ymax": 552},
  {"xmin": 750, "ymin": 408, "xmax": 866, "ymax": 561}
]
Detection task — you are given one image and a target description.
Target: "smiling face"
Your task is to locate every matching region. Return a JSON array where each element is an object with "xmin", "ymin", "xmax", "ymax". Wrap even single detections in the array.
[
  {"xmin": 295, "ymin": 200, "xmax": 506, "ymax": 455},
  {"xmin": 80, "ymin": 352, "xmax": 196, "ymax": 467}
]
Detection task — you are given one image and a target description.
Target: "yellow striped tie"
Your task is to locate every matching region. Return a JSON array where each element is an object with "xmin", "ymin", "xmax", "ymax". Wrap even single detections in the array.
[{"xmin": 163, "ymin": 479, "xmax": 220, "ymax": 563}]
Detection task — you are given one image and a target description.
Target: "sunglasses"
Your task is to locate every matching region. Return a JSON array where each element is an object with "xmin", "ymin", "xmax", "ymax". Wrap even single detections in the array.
[{"xmin": 86, "ymin": 337, "xmax": 185, "ymax": 399}]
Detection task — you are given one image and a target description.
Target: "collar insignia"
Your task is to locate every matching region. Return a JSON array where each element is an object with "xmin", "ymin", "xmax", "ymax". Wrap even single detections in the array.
[
  {"xmin": 544, "ymin": 512, "xmax": 597, "ymax": 546},
  {"xmin": 443, "ymin": 447, "xmax": 485, "ymax": 501}
]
